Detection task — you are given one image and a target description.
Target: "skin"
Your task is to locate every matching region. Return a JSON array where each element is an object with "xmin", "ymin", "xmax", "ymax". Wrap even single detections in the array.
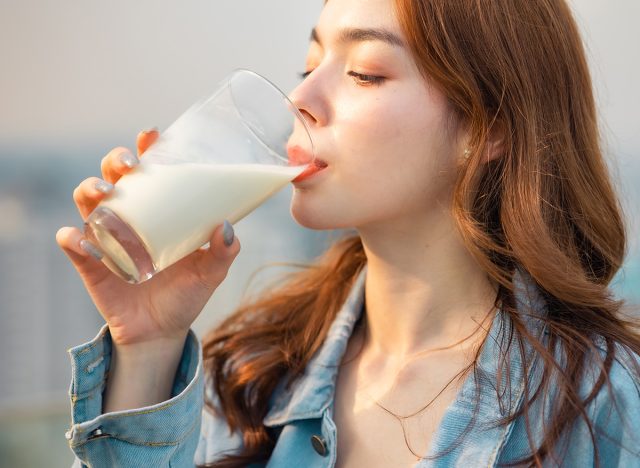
[
  {"xmin": 57, "ymin": 0, "xmax": 500, "ymax": 461},
  {"xmin": 288, "ymin": 0, "xmax": 500, "ymax": 464},
  {"xmin": 56, "ymin": 130, "xmax": 242, "ymax": 411},
  {"xmin": 289, "ymin": 0, "xmax": 497, "ymax": 358}
]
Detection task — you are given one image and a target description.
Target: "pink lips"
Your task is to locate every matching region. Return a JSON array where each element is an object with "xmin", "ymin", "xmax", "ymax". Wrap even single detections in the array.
[{"xmin": 287, "ymin": 145, "xmax": 328, "ymax": 183}]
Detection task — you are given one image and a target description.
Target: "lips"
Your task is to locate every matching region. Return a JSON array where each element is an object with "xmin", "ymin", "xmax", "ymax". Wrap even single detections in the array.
[
  {"xmin": 287, "ymin": 145, "xmax": 328, "ymax": 183},
  {"xmin": 292, "ymin": 158, "xmax": 328, "ymax": 183}
]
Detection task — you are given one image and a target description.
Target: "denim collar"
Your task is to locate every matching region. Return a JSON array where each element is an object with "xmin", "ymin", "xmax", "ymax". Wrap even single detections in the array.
[
  {"xmin": 264, "ymin": 265, "xmax": 368, "ymax": 426},
  {"xmin": 263, "ymin": 265, "xmax": 547, "ymax": 466},
  {"xmin": 422, "ymin": 270, "xmax": 547, "ymax": 466}
]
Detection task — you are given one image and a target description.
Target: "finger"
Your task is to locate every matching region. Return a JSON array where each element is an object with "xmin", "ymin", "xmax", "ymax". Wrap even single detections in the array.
[
  {"xmin": 100, "ymin": 147, "xmax": 140, "ymax": 184},
  {"xmin": 72, "ymin": 177, "xmax": 114, "ymax": 221},
  {"xmin": 195, "ymin": 221, "xmax": 241, "ymax": 286},
  {"xmin": 56, "ymin": 227, "xmax": 113, "ymax": 287},
  {"xmin": 55, "ymin": 226, "xmax": 106, "ymax": 270},
  {"xmin": 56, "ymin": 226, "xmax": 89, "ymax": 258},
  {"xmin": 137, "ymin": 127, "xmax": 159, "ymax": 156}
]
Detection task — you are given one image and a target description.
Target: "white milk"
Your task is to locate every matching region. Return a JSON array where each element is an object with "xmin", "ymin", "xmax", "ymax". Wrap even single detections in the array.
[{"xmin": 100, "ymin": 161, "xmax": 305, "ymax": 271}]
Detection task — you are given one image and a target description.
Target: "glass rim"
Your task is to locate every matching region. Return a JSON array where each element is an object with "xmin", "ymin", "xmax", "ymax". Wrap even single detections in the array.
[{"xmin": 227, "ymin": 68, "xmax": 315, "ymax": 164}]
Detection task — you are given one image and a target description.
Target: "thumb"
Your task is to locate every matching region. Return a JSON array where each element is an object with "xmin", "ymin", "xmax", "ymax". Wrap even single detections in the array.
[{"xmin": 195, "ymin": 221, "xmax": 241, "ymax": 285}]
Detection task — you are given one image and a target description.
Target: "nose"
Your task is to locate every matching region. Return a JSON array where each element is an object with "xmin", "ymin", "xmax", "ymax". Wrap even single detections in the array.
[
  {"xmin": 287, "ymin": 74, "xmax": 328, "ymax": 128},
  {"xmin": 297, "ymin": 108, "xmax": 317, "ymax": 127}
]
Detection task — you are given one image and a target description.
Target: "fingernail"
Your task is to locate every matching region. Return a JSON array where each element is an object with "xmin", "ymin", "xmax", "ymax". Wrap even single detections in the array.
[
  {"xmin": 94, "ymin": 180, "xmax": 114, "ymax": 194},
  {"xmin": 142, "ymin": 126, "xmax": 158, "ymax": 134},
  {"xmin": 222, "ymin": 220, "xmax": 234, "ymax": 247},
  {"xmin": 119, "ymin": 150, "xmax": 139, "ymax": 168},
  {"xmin": 80, "ymin": 239, "xmax": 104, "ymax": 260}
]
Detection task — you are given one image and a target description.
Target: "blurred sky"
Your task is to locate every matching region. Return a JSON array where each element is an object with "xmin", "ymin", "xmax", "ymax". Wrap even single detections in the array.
[
  {"xmin": 0, "ymin": 0, "xmax": 322, "ymax": 153},
  {"xmin": 0, "ymin": 0, "xmax": 638, "ymax": 248},
  {"xmin": 0, "ymin": 1, "xmax": 637, "ymax": 154}
]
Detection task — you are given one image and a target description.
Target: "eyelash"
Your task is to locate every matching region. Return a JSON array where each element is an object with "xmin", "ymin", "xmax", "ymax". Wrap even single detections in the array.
[
  {"xmin": 347, "ymin": 71, "xmax": 385, "ymax": 86},
  {"xmin": 298, "ymin": 70, "xmax": 385, "ymax": 86}
]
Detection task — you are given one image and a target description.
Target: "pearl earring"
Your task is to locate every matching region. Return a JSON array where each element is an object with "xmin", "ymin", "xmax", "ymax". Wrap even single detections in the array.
[{"xmin": 463, "ymin": 148, "xmax": 472, "ymax": 159}]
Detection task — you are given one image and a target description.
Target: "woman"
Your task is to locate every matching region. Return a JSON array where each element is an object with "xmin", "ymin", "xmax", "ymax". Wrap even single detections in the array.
[{"xmin": 57, "ymin": 0, "xmax": 640, "ymax": 466}]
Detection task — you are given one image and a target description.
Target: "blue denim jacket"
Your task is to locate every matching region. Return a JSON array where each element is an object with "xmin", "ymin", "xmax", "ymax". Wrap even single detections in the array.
[{"xmin": 66, "ymin": 267, "xmax": 640, "ymax": 467}]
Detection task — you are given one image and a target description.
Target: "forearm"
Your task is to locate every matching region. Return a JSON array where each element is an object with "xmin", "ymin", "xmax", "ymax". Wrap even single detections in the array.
[
  {"xmin": 66, "ymin": 326, "xmax": 206, "ymax": 465},
  {"xmin": 102, "ymin": 334, "xmax": 188, "ymax": 413}
]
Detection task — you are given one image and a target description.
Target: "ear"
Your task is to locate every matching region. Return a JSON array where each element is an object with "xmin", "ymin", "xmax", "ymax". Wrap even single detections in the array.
[{"xmin": 483, "ymin": 123, "xmax": 505, "ymax": 163}]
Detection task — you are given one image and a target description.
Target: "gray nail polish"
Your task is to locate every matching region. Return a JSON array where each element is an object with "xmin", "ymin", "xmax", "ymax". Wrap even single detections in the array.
[
  {"xmin": 119, "ymin": 151, "xmax": 139, "ymax": 168},
  {"xmin": 94, "ymin": 180, "xmax": 114, "ymax": 194},
  {"xmin": 223, "ymin": 220, "xmax": 235, "ymax": 247},
  {"xmin": 80, "ymin": 240, "xmax": 104, "ymax": 260}
]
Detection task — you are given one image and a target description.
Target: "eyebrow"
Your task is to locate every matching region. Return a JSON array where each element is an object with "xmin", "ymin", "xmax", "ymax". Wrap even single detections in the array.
[{"xmin": 310, "ymin": 27, "xmax": 406, "ymax": 49}]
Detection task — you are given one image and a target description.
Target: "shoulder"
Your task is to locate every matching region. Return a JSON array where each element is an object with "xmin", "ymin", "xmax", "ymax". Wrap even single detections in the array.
[
  {"xmin": 555, "ymin": 340, "xmax": 640, "ymax": 463},
  {"xmin": 582, "ymin": 340, "xmax": 640, "ymax": 453},
  {"xmin": 573, "ymin": 336, "xmax": 640, "ymax": 417},
  {"xmin": 603, "ymin": 342, "xmax": 640, "ymax": 419},
  {"xmin": 591, "ymin": 339, "xmax": 640, "ymax": 402}
]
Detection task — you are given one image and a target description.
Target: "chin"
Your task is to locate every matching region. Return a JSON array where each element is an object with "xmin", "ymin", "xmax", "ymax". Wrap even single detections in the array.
[
  {"xmin": 289, "ymin": 197, "xmax": 351, "ymax": 231},
  {"xmin": 290, "ymin": 208, "xmax": 334, "ymax": 230}
]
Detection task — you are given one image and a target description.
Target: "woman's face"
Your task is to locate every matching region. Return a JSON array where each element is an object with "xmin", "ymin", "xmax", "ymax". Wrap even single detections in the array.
[{"xmin": 289, "ymin": 0, "xmax": 465, "ymax": 231}]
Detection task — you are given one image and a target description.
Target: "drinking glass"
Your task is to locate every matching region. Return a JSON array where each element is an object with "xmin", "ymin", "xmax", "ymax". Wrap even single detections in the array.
[{"xmin": 83, "ymin": 69, "xmax": 315, "ymax": 284}]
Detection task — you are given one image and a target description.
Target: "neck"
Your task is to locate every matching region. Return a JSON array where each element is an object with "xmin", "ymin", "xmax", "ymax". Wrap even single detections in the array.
[{"xmin": 357, "ymin": 211, "xmax": 497, "ymax": 359}]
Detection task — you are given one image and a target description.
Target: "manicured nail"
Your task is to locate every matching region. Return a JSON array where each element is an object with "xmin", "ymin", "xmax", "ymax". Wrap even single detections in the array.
[
  {"xmin": 222, "ymin": 220, "xmax": 234, "ymax": 247},
  {"xmin": 80, "ymin": 239, "xmax": 104, "ymax": 260},
  {"xmin": 142, "ymin": 126, "xmax": 158, "ymax": 134},
  {"xmin": 94, "ymin": 180, "xmax": 114, "ymax": 194},
  {"xmin": 119, "ymin": 150, "xmax": 139, "ymax": 168}
]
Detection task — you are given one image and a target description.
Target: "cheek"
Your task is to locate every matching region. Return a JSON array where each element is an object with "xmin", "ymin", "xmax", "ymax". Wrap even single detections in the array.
[
  {"xmin": 291, "ymin": 82, "xmax": 460, "ymax": 229},
  {"xmin": 333, "ymin": 85, "xmax": 454, "ymax": 189},
  {"xmin": 333, "ymin": 90, "xmax": 405, "ymax": 151}
]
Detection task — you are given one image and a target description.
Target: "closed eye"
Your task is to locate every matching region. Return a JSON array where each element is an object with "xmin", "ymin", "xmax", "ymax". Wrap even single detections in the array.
[
  {"xmin": 347, "ymin": 71, "xmax": 385, "ymax": 86},
  {"xmin": 298, "ymin": 69, "xmax": 385, "ymax": 87}
]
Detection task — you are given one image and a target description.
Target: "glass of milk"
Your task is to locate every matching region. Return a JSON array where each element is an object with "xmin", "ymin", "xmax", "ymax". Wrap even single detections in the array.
[{"xmin": 83, "ymin": 69, "xmax": 315, "ymax": 284}]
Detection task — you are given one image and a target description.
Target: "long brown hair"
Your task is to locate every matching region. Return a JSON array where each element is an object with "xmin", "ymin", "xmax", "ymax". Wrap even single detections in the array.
[{"xmin": 200, "ymin": 1, "xmax": 640, "ymax": 466}]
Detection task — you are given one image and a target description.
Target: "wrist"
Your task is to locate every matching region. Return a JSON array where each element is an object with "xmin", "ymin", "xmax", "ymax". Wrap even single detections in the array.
[
  {"xmin": 107, "ymin": 321, "xmax": 189, "ymax": 348},
  {"xmin": 103, "ymin": 331, "xmax": 190, "ymax": 412},
  {"xmin": 110, "ymin": 332, "xmax": 189, "ymax": 362}
]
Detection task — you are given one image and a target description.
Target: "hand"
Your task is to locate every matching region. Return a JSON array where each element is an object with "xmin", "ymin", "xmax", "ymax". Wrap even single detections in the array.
[{"xmin": 56, "ymin": 129, "xmax": 241, "ymax": 347}]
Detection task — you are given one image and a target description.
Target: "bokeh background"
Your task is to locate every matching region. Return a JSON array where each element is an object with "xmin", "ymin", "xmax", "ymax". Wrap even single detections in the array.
[{"xmin": 0, "ymin": 1, "xmax": 638, "ymax": 466}]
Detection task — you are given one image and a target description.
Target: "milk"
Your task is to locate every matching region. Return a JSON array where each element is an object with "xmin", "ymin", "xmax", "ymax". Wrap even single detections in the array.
[{"xmin": 100, "ymin": 161, "xmax": 305, "ymax": 272}]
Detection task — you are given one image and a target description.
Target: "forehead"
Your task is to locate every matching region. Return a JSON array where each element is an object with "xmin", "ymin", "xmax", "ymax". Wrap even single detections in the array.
[{"xmin": 318, "ymin": 0, "xmax": 402, "ymax": 37}]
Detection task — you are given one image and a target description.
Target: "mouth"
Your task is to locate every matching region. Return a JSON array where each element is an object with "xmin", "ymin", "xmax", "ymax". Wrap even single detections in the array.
[
  {"xmin": 291, "ymin": 158, "xmax": 328, "ymax": 183},
  {"xmin": 287, "ymin": 145, "xmax": 328, "ymax": 183}
]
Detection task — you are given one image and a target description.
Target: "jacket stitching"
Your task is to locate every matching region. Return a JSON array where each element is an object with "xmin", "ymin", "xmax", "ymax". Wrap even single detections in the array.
[{"xmin": 71, "ymin": 416, "xmax": 200, "ymax": 449}]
